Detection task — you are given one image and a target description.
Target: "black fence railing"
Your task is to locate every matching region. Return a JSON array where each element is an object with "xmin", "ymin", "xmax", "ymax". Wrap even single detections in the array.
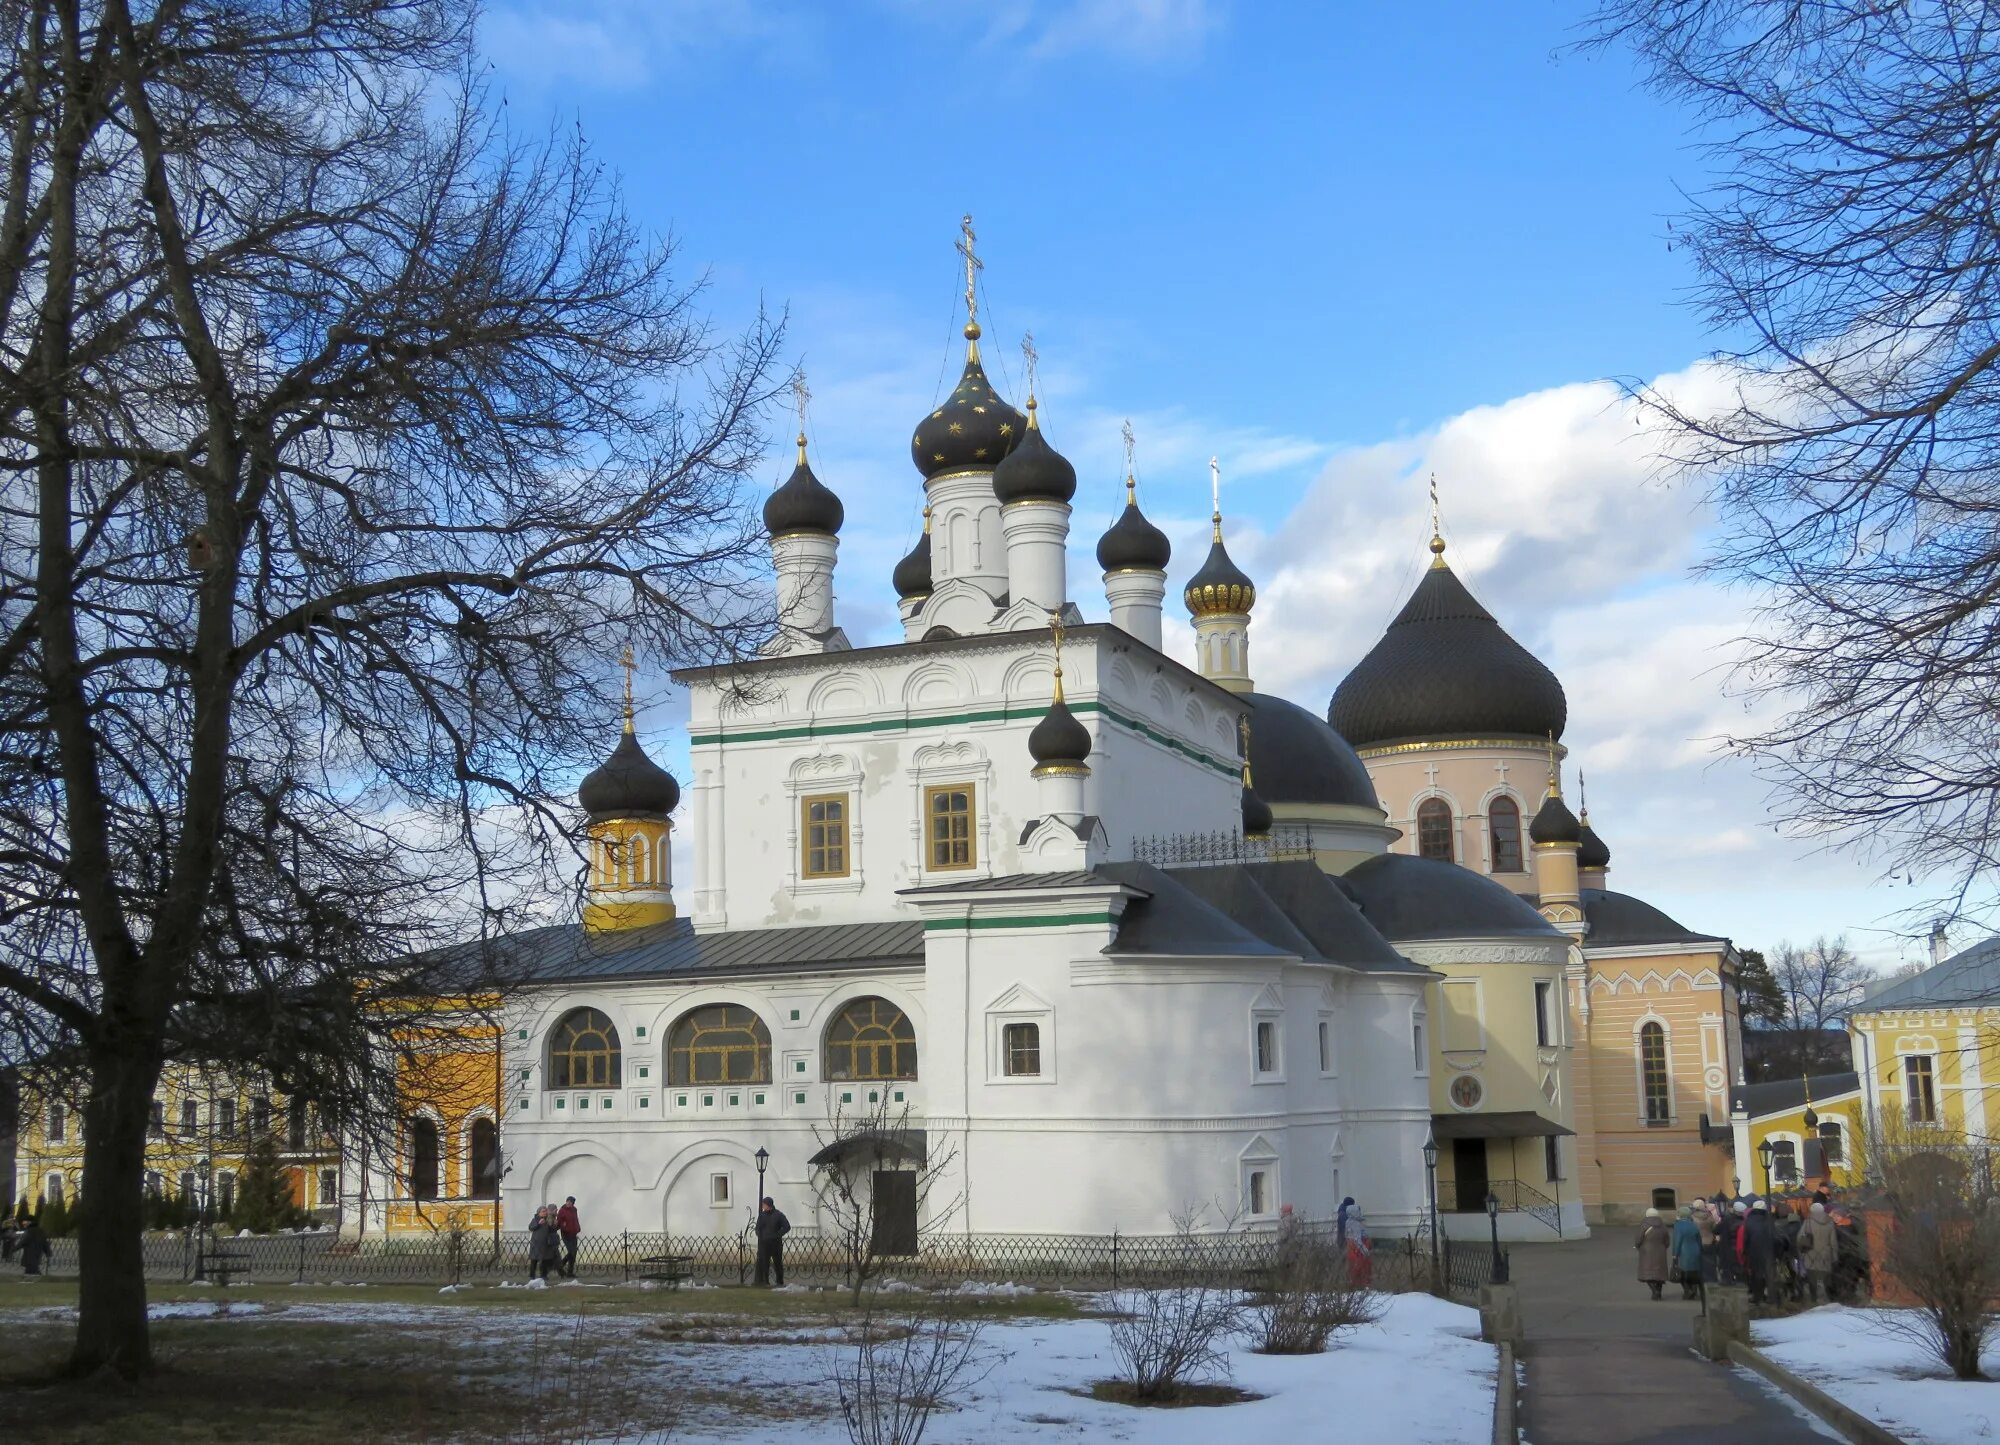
[
  {"xmin": 1130, "ymin": 826, "xmax": 1342, "ymax": 868},
  {"xmin": 27, "ymin": 1225, "xmax": 1513, "ymax": 1300}
]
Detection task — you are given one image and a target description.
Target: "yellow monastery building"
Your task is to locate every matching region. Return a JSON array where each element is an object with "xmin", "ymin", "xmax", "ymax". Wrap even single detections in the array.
[{"xmin": 1848, "ymin": 935, "xmax": 1999, "ymax": 1159}]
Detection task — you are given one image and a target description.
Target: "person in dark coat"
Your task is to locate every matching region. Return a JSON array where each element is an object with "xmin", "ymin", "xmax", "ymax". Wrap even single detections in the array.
[
  {"xmin": 1336, "ymin": 1196, "xmax": 1357, "ymax": 1251},
  {"xmin": 527, "ymin": 1205, "xmax": 558, "ymax": 1282},
  {"xmin": 1715, "ymin": 1201, "xmax": 1744, "ymax": 1285},
  {"xmin": 19, "ymin": 1216, "xmax": 49, "ymax": 1276},
  {"xmin": 556, "ymin": 1196, "xmax": 581, "ymax": 1279},
  {"xmin": 754, "ymin": 1196, "xmax": 791, "ymax": 1287},
  {"xmin": 1741, "ymin": 1200, "xmax": 1778, "ymax": 1305},
  {"xmin": 0, "ymin": 1214, "xmax": 15, "ymax": 1262},
  {"xmin": 1634, "ymin": 1209, "xmax": 1672, "ymax": 1299},
  {"xmin": 1671, "ymin": 1206, "xmax": 1704, "ymax": 1300}
]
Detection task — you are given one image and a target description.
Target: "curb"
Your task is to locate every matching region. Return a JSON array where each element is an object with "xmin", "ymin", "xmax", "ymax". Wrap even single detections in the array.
[
  {"xmin": 1727, "ymin": 1341, "xmax": 1905, "ymax": 1445},
  {"xmin": 1493, "ymin": 1341, "xmax": 1517, "ymax": 1445}
]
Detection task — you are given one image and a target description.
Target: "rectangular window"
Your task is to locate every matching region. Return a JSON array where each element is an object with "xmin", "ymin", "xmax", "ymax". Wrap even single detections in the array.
[
  {"xmin": 252, "ymin": 1096, "xmax": 271, "ymax": 1136},
  {"xmin": 145, "ymin": 1170, "xmax": 162, "ymax": 1199},
  {"xmin": 1412, "ymin": 1012, "xmax": 1428, "ymax": 1073},
  {"xmin": 1254, "ymin": 1019, "xmax": 1279, "ymax": 1075},
  {"xmin": 1904, "ymin": 1055, "xmax": 1938, "ymax": 1123},
  {"xmin": 47, "ymin": 1103, "xmax": 64, "ymax": 1144},
  {"xmin": 1317, "ymin": 1021, "xmax": 1331, "ymax": 1074},
  {"xmin": 925, "ymin": 784, "xmax": 976, "ymax": 871},
  {"xmin": 181, "ymin": 1100, "xmax": 198, "ymax": 1134},
  {"xmin": 179, "ymin": 1171, "xmax": 196, "ymax": 1203},
  {"xmin": 709, "ymin": 1173, "xmax": 731, "ymax": 1206},
  {"xmin": 1545, "ymin": 1134, "xmax": 1563, "ymax": 1182},
  {"xmin": 217, "ymin": 1172, "xmax": 235, "ymax": 1216},
  {"xmin": 1003, "ymin": 1022, "xmax": 1041, "ymax": 1077},
  {"xmin": 1818, "ymin": 1121, "xmax": 1844, "ymax": 1165},
  {"xmin": 1770, "ymin": 1140, "xmax": 1799, "ymax": 1183},
  {"xmin": 802, "ymin": 793, "xmax": 850, "ymax": 878},
  {"xmin": 1248, "ymin": 1168, "xmax": 1269, "ymax": 1216},
  {"xmin": 1535, "ymin": 980, "xmax": 1554, "ymax": 1048},
  {"xmin": 219, "ymin": 1099, "xmax": 237, "ymax": 1136},
  {"xmin": 149, "ymin": 1101, "xmax": 165, "ymax": 1139},
  {"xmin": 1640, "ymin": 1022, "xmax": 1672, "ymax": 1123},
  {"xmin": 319, "ymin": 1169, "xmax": 338, "ymax": 1206}
]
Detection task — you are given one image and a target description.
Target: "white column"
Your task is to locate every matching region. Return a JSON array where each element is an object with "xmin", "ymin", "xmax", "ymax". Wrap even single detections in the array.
[
  {"xmin": 1001, "ymin": 500, "xmax": 1069, "ymax": 613},
  {"xmin": 1103, "ymin": 570, "xmax": 1166, "ymax": 651},
  {"xmin": 769, "ymin": 532, "xmax": 837, "ymax": 650},
  {"xmin": 1193, "ymin": 612, "xmax": 1252, "ymax": 691},
  {"xmin": 1034, "ymin": 767, "xmax": 1088, "ymax": 819},
  {"xmin": 926, "ymin": 471, "xmax": 1007, "ymax": 601}
]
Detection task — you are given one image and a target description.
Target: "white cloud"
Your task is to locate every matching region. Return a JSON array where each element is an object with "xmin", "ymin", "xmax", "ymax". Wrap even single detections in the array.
[{"xmin": 982, "ymin": 0, "xmax": 1224, "ymax": 62}]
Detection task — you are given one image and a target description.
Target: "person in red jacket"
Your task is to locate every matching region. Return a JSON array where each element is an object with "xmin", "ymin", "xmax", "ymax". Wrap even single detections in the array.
[{"xmin": 556, "ymin": 1196, "xmax": 581, "ymax": 1279}]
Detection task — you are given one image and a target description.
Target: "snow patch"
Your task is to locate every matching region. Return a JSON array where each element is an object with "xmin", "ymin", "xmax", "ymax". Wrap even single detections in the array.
[{"xmin": 1754, "ymin": 1305, "xmax": 2000, "ymax": 1445}]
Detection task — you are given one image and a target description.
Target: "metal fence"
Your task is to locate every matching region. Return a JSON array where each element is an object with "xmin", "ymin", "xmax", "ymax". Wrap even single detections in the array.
[{"xmin": 28, "ymin": 1225, "xmax": 1508, "ymax": 1300}]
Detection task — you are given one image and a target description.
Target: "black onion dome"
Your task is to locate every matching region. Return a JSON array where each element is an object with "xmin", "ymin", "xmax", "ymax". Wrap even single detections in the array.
[
  {"xmin": 1577, "ymin": 822, "xmax": 1610, "ymax": 869},
  {"xmin": 578, "ymin": 730, "xmax": 680, "ymax": 821},
  {"xmin": 1243, "ymin": 693, "xmax": 1378, "ymax": 811},
  {"xmin": 1327, "ymin": 560, "xmax": 1567, "ymax": 748},
  {"xmin": 1097, "ymin": 483, "xmax": 1172, "ymax": 573},
  {"xmin": 991, "ymin": 400, "xmax": 1077, "ymax": 504},
  {"xmin": 1028, "ymin": 694, "xmax": 1092, "ymax": 770},
  {"xmin": 893, "ymin": 516, "xmax": 933, "ymax": 601},
  {"xmin": 762, "ymin": 437, "xmax": 844, "ymax": 537},
  {"xmin": 1184, "ymin": 528, "xmax": 1256, "ymax": 617},
  {"xmin": 911, "ymin": 332, "xmax": 1027, "ymax": 481},
  {"xmin": 1529, "ymin": 792, "xmax": 1581, "ymax": 845},
  {"xmin": 1241, "ymin": 784, "xmax": 1273, "ymax": 838}
]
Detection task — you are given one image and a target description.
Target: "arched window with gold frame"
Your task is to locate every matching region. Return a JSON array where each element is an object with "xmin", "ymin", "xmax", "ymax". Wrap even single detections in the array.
[
  {"xmin": 667, "ymin": 1004, "xmax": 772, "ymax": 1085},
  {"xmin": 1416, "ymin": 797, "xmax": 1454, "ymax": 861},
  {"xmin": 823, "ymin": 996, "xmax": 918, "ymax": 1081},
  {"xmin": 548, "ymin": 1007, "xmax": 622, "ymax": 1088}
]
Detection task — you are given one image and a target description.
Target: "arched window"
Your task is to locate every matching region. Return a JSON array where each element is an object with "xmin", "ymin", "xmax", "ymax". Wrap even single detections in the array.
[
  {"xmin": 669, "ymin": 1004, "xmax": 772, "ymax": 1085},
  {"xmin": 1639, "ymin": 1021, "xmax": 1671, "ymax": 1123},
  {"xmin": 1770, "ymin": 1138, "xmax": 1799, "ymax": 1184},
  {"xmin": 1416, "ymin": 798, "xmax": 1454, "ymax": 861},
  {"xmin": 469, "ymin": 1118, "xmax": 499, "ymax": 1199},
  {"xmin": 1488, "ymin": 797, "xmax": 1523, "ymax": 873},
  {"xmin": 824, "ymin": 996, "xmax": 918, "ymax": 1081},
  {"xmin": 628, "ymin": 834, "xmax": 649, "ymax": 886},
  {"xmin": 548, "ymin": 1007, "xmax": 622, "ymax": 1088},
  {"xmin": 1817, "ymin": 1120, "xmax": 1845, "ymax": 1165},
  {"xmin": 408, "ymin": 1118, "xmax": 440, "ymax": 1200}
]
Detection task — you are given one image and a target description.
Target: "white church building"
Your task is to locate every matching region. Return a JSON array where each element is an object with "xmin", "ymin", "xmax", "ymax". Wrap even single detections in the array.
[{"xmin": 355, "ymin": 237, "xmax": 1611, "ymax": 1245}]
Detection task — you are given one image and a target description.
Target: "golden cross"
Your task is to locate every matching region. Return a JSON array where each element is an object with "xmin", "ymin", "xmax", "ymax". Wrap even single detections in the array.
[
  {"xmin": 1047, "ymin": 608, "xmax": 1066, "ymax": 702},
  {"xmin": 1021, "ymin": 332, "xmax": 1038, "ymax": 399},
  {"xmin": 1240, "ymin": 715, "xmax": 1255, "ymax": 786},
  {"xmin": 956, "ymin": 214, "xmax": 982, "ymax": 328},
  {"xmin": 1429, "ymin": 473, "xmax": 1447, "ymax": 565},
  {"xmin": 620, "ymin": 647, "xmax": 636, "ymax": 733},
  {"xmin": 1546, "ymin": 731, "xmax": 1560, "ymax": 796},
  {"xmin": 791, "ymin": 371, "xmax": 811, "ymax": 431}
]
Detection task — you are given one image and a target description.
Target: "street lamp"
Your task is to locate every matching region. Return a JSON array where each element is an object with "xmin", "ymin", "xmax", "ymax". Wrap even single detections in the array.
[
  {"xmin": 754, "ymin": 1146, "xmax": 770, "ymax": 1210},
  {"xmin": 1485, "ymin": 1192, "xmax": 1509, "ymax": 1285},
  {"xmin": 1421, "ymin": 1135, "xmax": 1440, "ymax": 1274},
  {"xmin": 1756, "ymin": 1137, "xmax": 1775, "ymax": 1197},
  {"xmin": 193, "ymin": 1156, "xmax": 212, "ymax": 1282}
]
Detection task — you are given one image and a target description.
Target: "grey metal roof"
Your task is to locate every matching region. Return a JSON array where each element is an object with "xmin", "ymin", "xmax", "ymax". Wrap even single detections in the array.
[
  {"xmin": 439, "ymin": 917, "xmax": 923, "ymax": 988},
  {"xmin": 1338, "ymin": 853, "xmax": 1563, "ymax": 944},
  {"xmin": 1729, "ymin": 1072, "xmax": 1859, "ymax": 1120},
  {"xmin": 1094, "ymin": 861, "xmax": 1294, "ymax": 960},
  {"xmin": 1580, "ymin": 888, "xmax": 1725, "ymax": 948},
  {"xmin": 898, "ymin": 872, "xmax": 1112, "ymax": 896},
  {"xmin": 1861, "ymin": 934, "xmax": 2000, "ymax": 1012}
]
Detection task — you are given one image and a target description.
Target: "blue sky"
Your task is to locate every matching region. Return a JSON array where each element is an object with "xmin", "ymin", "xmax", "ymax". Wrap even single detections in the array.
[{"xmin": 482, "ymin": 0, "xmax": 1953, "ymax": 971}]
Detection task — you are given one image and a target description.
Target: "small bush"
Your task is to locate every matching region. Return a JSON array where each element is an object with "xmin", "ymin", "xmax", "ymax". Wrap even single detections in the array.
[
  {"xmin": 1247, "ymin": 1228, "xmax": 1385, "ymax": 1355},
  {"xmin": 1104, "ymin": 1206, "xmax": 1245, "ymax": 1401},
  {"xmin": 831, "ymin": 1297, "xmax": 989, "ymax": 1445}
]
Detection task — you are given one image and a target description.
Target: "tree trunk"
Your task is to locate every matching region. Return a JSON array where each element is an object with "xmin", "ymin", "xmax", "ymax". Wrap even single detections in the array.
[{"xmin": 69, "ymin": 1043, "xmax": 164, "ymax": 1378}]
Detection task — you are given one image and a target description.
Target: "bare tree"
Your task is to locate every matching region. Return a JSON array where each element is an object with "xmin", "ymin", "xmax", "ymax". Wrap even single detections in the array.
[
  {"xmin": 830, "ymin": 1295, "xmax": 991, "ymax": 1445},
  {"xmin": 1103, "ymin": 1204, "xmax": 1246, "ymax": 1402},
  {"xmin": 809, "ymin": 1091, "xmax": 960, "ymax": 1307},
  {"xmin": 1587, "ymin": 2, "xmax": 2000, "ymax": 927},
  {"xmin": 1759, "ymin": 935, "xmax": 1872, "ymax": 1075},
  {"xmin": 1872, "ymin": 1116, "xmax": 1999, "ymax": 1381},
  {"xmin": 1244, "ymin": 1217, "xmax": 1383, "ymax": 1355},
  {"xmin": 0, "ymin": 0, "xmax": 781, "ymax": 1377}
]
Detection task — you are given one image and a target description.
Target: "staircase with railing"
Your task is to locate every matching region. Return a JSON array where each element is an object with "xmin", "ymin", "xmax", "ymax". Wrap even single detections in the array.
[{"xmin": 1486, "ymin": 1179, "xmax": 1563, "ymax": 1236}]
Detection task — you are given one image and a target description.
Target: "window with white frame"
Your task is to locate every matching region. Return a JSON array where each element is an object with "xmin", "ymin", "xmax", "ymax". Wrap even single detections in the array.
[
  {"xmin": 1317, "ymin": 1019, "xmax": 1332, "ymax": 1075},
  {"xmin": 1254, "ymin": 1018, "xmax": 1280, "ymax": 1077},
  {"xmin": 1247, "ymin": 1168, "xmax": 1270, "ymax": 1217},
  {"xmin": 984, "ymin": 986, "xmax": 1054, "ymax": 1084},
  {"xmin": 1903, "ymin": 1054, "xmax": 1939, "ymax": 1123},
  {"xmin": 1638, "ymin": 1021, "xmax": 1671, "ymax": 1123},
  {"xmin": 1817, "ymin": 1119, "xmax": 1845, "ymax": 1165},
  {"xmin": 46, "ymin": 1102, "xmax": 64, "ymax": 1144},
  {"xmin": 1544, "ymin": 1135, "xmax": 1563, "ymax": 1182},
  {"xmin": 1003, "ymin": 1022, "xmax": 1041, "ymax": 1077},
  {"xmin": 710, "ymin": 1172, "xmax": 732, "ymax": 1206},
  {"xmin": 43, "ymin": 1172, "xmax": 64, "ymax": 1206},
  {"xmin": 1770, "ymin": 1138, "xmax": 1799, "ymax": 1184},
  {"xmin": 1412, "ymin": 1007, "xmax": 1428, "ymax": 1074},
  {"xmin": 1534, "ymin": 980, "xmax": 1556, "ymax": 1048}
]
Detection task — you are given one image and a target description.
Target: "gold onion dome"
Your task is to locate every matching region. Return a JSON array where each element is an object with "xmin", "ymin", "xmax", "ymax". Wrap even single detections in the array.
[
  {"xmin": 893, "ymin": 506, "xmax": 933, "ymax": 602},
  {"xmin": 762, "ymin": 434, "xmax": 844, "ymax": 537},
  {"xmin": 910, "ymin": 322, "xmax": 1026, "ymax": 482},
  {"xmin": 991, "ymin": 397, "xmax": 1077, "ymax": 504},
  {"xmin": 1184, "ymin": 515, "xmax": 1256, "ymax": 617}
]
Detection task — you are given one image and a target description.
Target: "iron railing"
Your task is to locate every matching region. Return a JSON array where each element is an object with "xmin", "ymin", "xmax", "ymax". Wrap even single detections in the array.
[
  {"xmin": 1486, "ymin": 1179, "xmax": 1563, "ymax": 1235},
  {"xmin": 1129, "ymin": 827, "xmax": 1340, "ymax": 868}
]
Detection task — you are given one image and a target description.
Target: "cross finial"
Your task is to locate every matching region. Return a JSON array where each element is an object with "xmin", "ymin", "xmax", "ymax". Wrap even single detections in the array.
[
  {"xmin": 956, "ymin": 214, "xmax": 983, "ymax": 338},
  {"xmin": 1578, "ymin": 769, "xmax": 1590, "ymax": 824},
  {"xmin": 1122, "ymin": 419, "xmax": 1137, "ymax": 503},
  {"xmin": 1546, "ymin": 731, "xmax": 1561, "ymax": 798},
  {"xmin": 1022, "ymin": 333, "xmax": 1040, "ymax": 428},
  {"xmin": 791, "ymin": 371, "xmax": 811, "ymax": 461},
  {"xmin": 620, "ymin": 647, "xmax": 636, "ymax": 734},
  {"xmin": 1048, "ymin": 608, "xmax": 1066, "ymax": 703},
  {"xmin": 1239, "ymin": 714, "xmax": 1254, "ymax": 787},
  {"xmin": 1210, "ymin": 456, "xmax": 1223, "ymax": 541},
  {"xmin": 1429, "ymin": 473, "xmax": 1447, "ymax": 567}
]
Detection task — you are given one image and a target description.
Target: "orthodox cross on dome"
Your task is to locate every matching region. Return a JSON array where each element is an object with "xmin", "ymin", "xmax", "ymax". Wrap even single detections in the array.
[
  {"xmin": 1578, "ymin": 768, "xmax": 1590, "ymax": 823},
  {"xmin": 1021, "ymin": 332, "xmax": 1039, "ymax": 400},
  {"xmin": 1239, "ymin": 714, "xmax": 1256, "ymax": 787},
  {"xmin": 1047, "ymin": 608, "xmax": 1067, "ymax": 703},
  {"xmin": 1545, "ymin": 730, "xmax": 1562, "ymax": 797},
  {"xmin": 1210, "ymin": 456, "xmax": 1223, "ymax": 541},
  {"xmin": 1429, "ymin": 473, "xmax": 1447, "ymax": 567},
  {"xmin": 1122, "ymin": 418, "xmax": 1137, "ymax": 503},
  {"xmin": 620, "ymin": 646, "xmax": 637, "ymax": 734},
  {"xmin": 956, "ymin": 213, "xmax": 983, "ymax": 335},
  {"xmin": 790, "ymin": 370, "xmax": 811, "ymax": 458}
]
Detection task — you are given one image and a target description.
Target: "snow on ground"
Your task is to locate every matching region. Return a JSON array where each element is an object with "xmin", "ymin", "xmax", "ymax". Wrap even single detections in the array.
[{"xmin": 1754, "ymin": 1306, "xmax": 2000, "ymax": 1445}]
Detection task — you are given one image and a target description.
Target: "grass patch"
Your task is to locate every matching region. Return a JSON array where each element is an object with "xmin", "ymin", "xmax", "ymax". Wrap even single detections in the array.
[{"xmin": 1078, "ymin": 1379, "xmax": 1264, "ymax": 1408}]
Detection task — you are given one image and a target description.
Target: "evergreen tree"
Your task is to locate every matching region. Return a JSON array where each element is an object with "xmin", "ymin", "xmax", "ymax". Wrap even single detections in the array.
[
  {"xmin": 232, "ymin": 1132, "xmax": 297, "ymax": 1235},
  {"xmin": 1735, "ymin": 949, "xmax": 1786, "ymax": 1028}
]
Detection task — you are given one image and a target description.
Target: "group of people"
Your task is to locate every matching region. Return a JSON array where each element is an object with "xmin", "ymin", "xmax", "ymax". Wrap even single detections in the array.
[
  {"xmin": 0, "ymin": 1212, "xmax": 50, "ymax": 1276},
  {"xmin": 526, "ymin": 1197, "xmax": 582, "ymax": 1281},
  {"xmin": 1634, "ymin": 1191, "xmax": 1869, "ymax": 1307}
]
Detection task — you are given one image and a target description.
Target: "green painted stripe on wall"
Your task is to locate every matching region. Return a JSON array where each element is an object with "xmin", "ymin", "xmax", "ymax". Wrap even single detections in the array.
[
  {"xmin": 922, "ymin": 912, "xmax": 1120, "ymax": 932},
  {"xmin": 690, "ymin": 699, "xmax": 1235, "ymax": 778}
]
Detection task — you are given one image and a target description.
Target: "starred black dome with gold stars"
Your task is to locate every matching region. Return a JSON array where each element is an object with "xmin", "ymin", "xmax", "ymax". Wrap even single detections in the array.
[{"xmin": 911, "ymin": 322, "xmax": 1027, "ymax": 481}]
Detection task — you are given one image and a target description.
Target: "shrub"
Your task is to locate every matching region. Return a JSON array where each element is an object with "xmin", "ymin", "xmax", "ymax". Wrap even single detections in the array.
[
  {"xmin": 832, "ymin": 1296, "xmax": 990, "ymax": 1445},
  {"xmin": 1247, "ymin": 1226, "xmax": 1385, "ymax": 1355},
  {"xmin": 1104, "ymin": 1206, "xmax": 1246, "ymax": 1401}
]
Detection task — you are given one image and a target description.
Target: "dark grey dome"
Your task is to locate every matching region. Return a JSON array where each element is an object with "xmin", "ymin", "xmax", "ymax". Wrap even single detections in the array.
[
  {"xmin": 1028, "ymin": 695, "xmax": 1092, "ymax": 769},
  {"xmin": 1244, "ymin": 693, "xmax": 1379, "ymax": 811},
  {"xmin": 1338, "ymin": 853, "xmax": 1562, "ymax": 943},
  {"xmin": 911, "ymin": 330, "xmax": 1026, "ymax": 481},
  {"xmin": 1577, "ymin": 822, "xmax": 1610, "ymax": 870},
  {"xmin": 1529, "ymin": 793, "xmax": 1580, "ymax": 844},
  {"xmin": 991, "ymin": 401, "xmax": 1076, "ymax": 505},
  {"xmin": 893, "ymin": 516, "xmax": 932, "ymax": 601},
  {"xmin": 1328, "ymin": 561, "xmax": 1567, "ymax": 748},
  {"xmin": 1096, "ymin": 484, "xmax": 1172, "ymax": 573},
  {"xmin": 1582, "ymin": 889, "xmax": 1721, "ymax": 948},
  {"xmin": 1241, "ymin": 784, "xmax": 1273, "ymax": 838},
  {"xmin": 761, "ymin": 438, "xmax": 843, "ymax": 537},
  {"xmin": 578, "ymin": 730, "xmax": 679, "ymax": 821},
  {"xmin": 1184, "ymin": 531, "xmax": 1255, "ymax": 617}
]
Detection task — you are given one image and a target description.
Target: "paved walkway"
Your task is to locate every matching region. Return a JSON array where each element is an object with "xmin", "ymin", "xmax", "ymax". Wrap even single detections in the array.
[{"xmin": 1510, "ymin": 1230, "xmax": 1838, "ymax": 1444}]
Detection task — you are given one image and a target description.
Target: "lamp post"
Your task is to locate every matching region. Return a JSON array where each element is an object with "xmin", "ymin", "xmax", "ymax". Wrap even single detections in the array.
[
  {"xmin": 754, "ymin": 1146, "xmax": 770, "ymax": 1211},
  {"xmin": 1485, "ymin": 1191, "xmax": 1508, "ymax": 1285},
  {"xmin": 1421, "ymin": 1134, "xmax": 1440, "ymax": 1276},
  {"xmin": 193, "ymin": 1156, "xmax": 212, "ymax": 1282},
  {"xmin": 1757, "ymin": 1137, "xmax": 1775, "ymax": 1198}
]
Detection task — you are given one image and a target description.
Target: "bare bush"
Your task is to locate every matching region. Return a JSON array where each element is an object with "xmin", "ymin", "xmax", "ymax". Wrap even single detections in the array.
[
  {"xmin": 497, "ymin": 1311, "xmax": 680, "ymax": 1444},
  {"xmin": 810, "ymin": 1092, "xmax": 960, "ymax": 1306},
  {"xmin": 1246, "ymin": 1225, "xmax": 1385, "ymax": 1355},
  {"xmin": 1873, "ymin": 1120, "xmax": 2000, "ymax": 1381},
  {"xmin": 831, "ymin": 1297, "xmax": 990, "ymax": 1445},
  {"xmin": 1104, "ymin": 1205, "xmax": 1246, "ymax": 1401}
]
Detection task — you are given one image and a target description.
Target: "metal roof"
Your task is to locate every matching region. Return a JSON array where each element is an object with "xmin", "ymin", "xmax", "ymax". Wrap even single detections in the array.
[
  {"xmin": 1860, "ymin": 934, "xmax": 2000, "ymax": 1012},
  {"xmin": 1729, "ymin": 1072, "xmax": 1859, "ymax": 1120},
  {"xmin": 898, "ymin": 872, "xmax": 1112, "ymax": 895},
  {"xmin": 1580, "ymin": 888, "xmax": 1725, "ymax": 948},
  {"xmin": 437, "ymin": 917, "xmax": 923, "ymax": 989}
]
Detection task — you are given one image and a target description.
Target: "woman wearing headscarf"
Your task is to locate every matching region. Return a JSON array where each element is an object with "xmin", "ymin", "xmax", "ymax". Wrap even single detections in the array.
[
  {"xmin": 1635, "ymin": 1207, "xmax": 1672, "ymax": 1300},
  {"xmin": 1670, "ymin": 1205, "xmax": 1703, "ymax": 1300}
]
